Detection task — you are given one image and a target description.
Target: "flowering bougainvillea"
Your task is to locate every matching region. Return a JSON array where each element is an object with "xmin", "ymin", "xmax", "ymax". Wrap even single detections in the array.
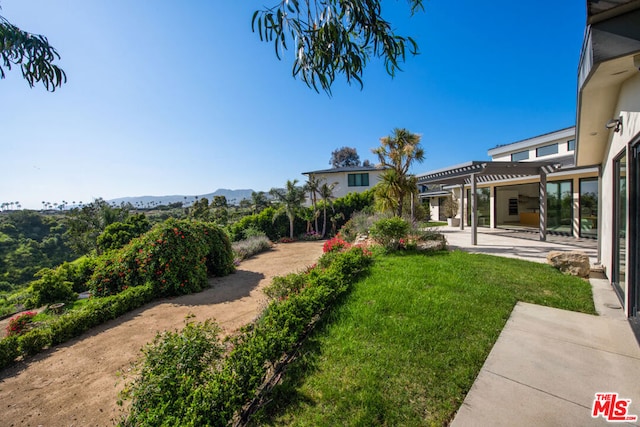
[
  {"xmin": 322, "ymin": 236, "xmax": 351, "ymax": 253},
  {"xmin": 89, "ymin": 219, "xmax": 234, "ymax": 297},
  {"xmin": 6, "ymin": 312, "xmax": 37, "ymax": 337}
]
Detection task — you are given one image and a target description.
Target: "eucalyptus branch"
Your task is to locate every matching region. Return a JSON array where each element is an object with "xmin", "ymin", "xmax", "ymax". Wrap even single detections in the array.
[
  {"xmin": 0, "ymin": 15, "xmax": 66, "ymax": 91},
  {"xmin": 252, "ymin": 0, "xmax": 423, "ymax": 94}
]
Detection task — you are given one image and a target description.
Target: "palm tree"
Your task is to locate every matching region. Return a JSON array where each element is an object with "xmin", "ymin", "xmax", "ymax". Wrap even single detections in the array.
[
  {"xmin": 318, "ymin": 182, "xmax": 337, "ymax": 237},
  {"xmin": 372, "ymin": 128, "xmax": 424, "ymax": 217},
  {"xmin": 269, "ymin": 180, "xmax": 306, "ymax": 239},
  {"xmin": 299, "ymin": 207, "xmax": 319, "ymax": 234},
  {"xmin": 250, "ymin": 191, "xmax": 269, "ymax": 214},
  {"xmin": 304, "ymin": 175, "xmax": 323, "ymax": 233}
]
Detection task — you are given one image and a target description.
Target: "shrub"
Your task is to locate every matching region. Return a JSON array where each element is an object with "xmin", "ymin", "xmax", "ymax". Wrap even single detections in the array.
[
  {"xmin": 227, "ymin": 207, "xmax": 298, "ymax": 242},
  {"xmin": 338, "ymin": 211, "xmax": 389, "ymax": 243},
  {"xmin": 242, "ymin": 226, "xmax": 266, "ymax": 240},
  {"xmin": 121, "ymin": 247, "xmax": 373, "ymax": 426},
  {"xmin": 232, "ymin": 235, "xmax": 272, "ymax": 262},
  {"xmin": 0, "ymin": 335, "xmax": 19, "ymax": 367},
  {"xmin": 27, "ymin": 268, "xmax": 77, "ymax": 307},
  {"xmin": 97, "ymin": 214, "xmax": 151, "ymax": 253},
  {"xmin": 6, "ymin": 311, "xmax": 37, "ymax": 336},
  {"xmin": 324, "ymin": 189, "xmax": 375, "ymax": 233},
  {"xmin": 322, "ymin": 236, "xmax": 350, "ymax": 253},
  {"xmin": 123, "ymin": 320, "xmax": 225, "ymax": 425},
  {"xmin": 263, "ymin": 272, "xmax": 308, "ymax": 300},
  {"xmin": 49, "ymin": 257, "xmax": 96, "ymax": 293},
  {"xmin": 369, "ymin": 217, "xmax": 410, "ymax": 250},
  {"xmin": 17, "ymin": 326, "xmax": 54, "ymax": 356},
  {"xmin": 89, "ymin": 219, "xmax": 234, "ymax": 297}
]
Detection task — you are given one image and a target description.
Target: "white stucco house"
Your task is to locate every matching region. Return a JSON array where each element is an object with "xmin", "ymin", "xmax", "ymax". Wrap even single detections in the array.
[
  {"xmin": 301, "ymin": 165, "xmax": 387, "ymax": 203},
  {"xmin": 576, "ymin": 0, "xmax": 640, "ymax": 322}
]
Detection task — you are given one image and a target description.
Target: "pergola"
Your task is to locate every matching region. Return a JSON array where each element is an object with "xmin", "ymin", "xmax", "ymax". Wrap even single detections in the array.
[{"xmin": 416, "ymin": 161, "xmax": 562, "ymax": 245}]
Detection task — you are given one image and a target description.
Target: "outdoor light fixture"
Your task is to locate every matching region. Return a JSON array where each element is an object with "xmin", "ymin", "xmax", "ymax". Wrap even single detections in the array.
[{"xmin": 605, "ymin": 117, "xmax": 623, "ymax": 133}]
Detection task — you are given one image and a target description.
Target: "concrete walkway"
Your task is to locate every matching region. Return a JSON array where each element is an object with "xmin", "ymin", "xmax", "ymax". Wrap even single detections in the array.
[{"xmin": 438, "ymin": 226, "xmax": 640, "ymax": 427}]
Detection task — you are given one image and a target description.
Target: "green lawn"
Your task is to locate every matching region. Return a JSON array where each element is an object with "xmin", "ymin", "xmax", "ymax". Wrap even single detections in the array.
[
  {"xmin": 251, "ymin": 250, "xmax": 596, "ymax": 426},
  {"xmin": 424, "ymin": 221, "xmax": 448, "ymax": 227}
]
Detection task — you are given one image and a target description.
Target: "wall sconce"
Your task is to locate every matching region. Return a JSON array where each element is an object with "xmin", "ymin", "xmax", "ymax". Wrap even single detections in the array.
[{"xmin": 605, "ymin": 116, "xmax": 623, "ymax": 133}]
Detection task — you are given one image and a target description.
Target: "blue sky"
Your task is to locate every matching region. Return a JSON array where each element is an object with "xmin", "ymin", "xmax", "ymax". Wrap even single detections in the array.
[{"xmin": 1, "ymin": 1, "xmax": 586, "ymax": 210}]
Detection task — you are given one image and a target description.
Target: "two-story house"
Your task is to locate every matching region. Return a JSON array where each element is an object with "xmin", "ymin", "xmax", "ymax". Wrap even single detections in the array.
[{"xmin": 301, "ymin": 165, "xmax": 387, "ymax": 202}]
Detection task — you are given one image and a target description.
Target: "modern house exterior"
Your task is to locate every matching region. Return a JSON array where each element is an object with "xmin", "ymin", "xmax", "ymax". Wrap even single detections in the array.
[
  {"xmin": 417, "ymin": 126, "xmax": 599, "ymax": 238},
  {"xmin": 418, "ymin": 0, "xmax": 640, "ymax": 323},
  {"xmin": 301, "ymin": 165, "xmax": 386, "ymax": 202},
  {"xmin": 576, "ymin": 0, "xmax": 640, "ymax": 321}
]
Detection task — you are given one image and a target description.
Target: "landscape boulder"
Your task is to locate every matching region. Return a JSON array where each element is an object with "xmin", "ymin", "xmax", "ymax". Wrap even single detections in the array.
[{"xmin": 546, "ymin": 251, "xmax": 591, "ymax": 277}]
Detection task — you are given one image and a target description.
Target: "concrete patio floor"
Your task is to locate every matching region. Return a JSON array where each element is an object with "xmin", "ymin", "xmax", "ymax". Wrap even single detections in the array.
[{"xmin": 437, "ymin": 226, "xmax": 640, "ymax": 426}]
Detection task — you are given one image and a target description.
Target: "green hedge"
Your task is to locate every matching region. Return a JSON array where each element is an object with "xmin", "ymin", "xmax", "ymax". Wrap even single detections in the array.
[
  {"xmin": 0, "ymin": 285, "xmax": 156, "ymax": 370},
  {"xmin": 122, "ymin": 246, "xmax": 373, "ymax": 426}
]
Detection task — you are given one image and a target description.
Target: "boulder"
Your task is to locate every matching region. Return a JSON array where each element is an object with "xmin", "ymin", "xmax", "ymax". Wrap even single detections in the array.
[{"xmin": 546, "ymin": 251, "xmax": 591, "ymax": 277}]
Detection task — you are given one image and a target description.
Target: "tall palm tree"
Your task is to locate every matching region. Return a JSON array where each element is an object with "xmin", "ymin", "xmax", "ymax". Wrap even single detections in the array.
[
  {"xmin": 318, "ymin": 182, "xmax": 337, "ymax": 237},
  {"xmin": 372, "ymin": 128, "xmax": 424, "ymax": 217},
  {"xmin": 269, "ymin": 180, "xmax": 306, "ymax": 239},
  {"xmin": 304, "ymin": 175, "xmax": 323, "ymax": 233}
]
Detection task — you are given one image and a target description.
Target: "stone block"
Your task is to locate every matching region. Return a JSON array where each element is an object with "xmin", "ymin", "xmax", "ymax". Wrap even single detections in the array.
[{"xmin": 546, "ymin": 251, "xmax": 591, "ymax": 277}]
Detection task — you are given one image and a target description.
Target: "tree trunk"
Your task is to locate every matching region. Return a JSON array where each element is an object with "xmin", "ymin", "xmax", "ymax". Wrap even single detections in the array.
[
  {"xmin": 313, "ymin": 197, "xmax": 319, "ymax": 233},
  {"xmin": 322, "ymin": 206, "xmax": 327, "ymax": 238},
  {"xmin": 289, "ymin": 216, "xmax": 295, "ymax": 239}
]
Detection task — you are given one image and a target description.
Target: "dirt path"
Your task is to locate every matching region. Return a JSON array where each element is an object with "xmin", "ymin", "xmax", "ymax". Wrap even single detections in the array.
[{"xmin": 0, "ymin": 241, "xmax": 324, "ymax": 426}]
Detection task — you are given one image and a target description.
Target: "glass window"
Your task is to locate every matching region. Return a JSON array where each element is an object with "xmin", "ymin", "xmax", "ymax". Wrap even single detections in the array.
[
  {"xmin": 613, "ymin": 153, "xmax": 627, "ymax": 300},
  {"xmin": 465, "ymin": 187, "xmax": 491, "ymax": 228},
  {"xmin": 511, "ymin": 150, "xmax": 529, "ymax": 161},
  {"xmin": 546, "ymin": 180, "xmax": 573, "ymax": 235},
  {"xmin": 536, "ymin": 143, "xmax": 559, "ymax": 157},
  {"xmin": 579, "ymin": 178, "xmax": 598, "ymax": 238},
  {"xmin": 567, "ymin": 139, "xmax": 576, "ymax": 151},
  {"xmin": 347, "ymin": 173, "xmax": 369, "ymax": 187}
]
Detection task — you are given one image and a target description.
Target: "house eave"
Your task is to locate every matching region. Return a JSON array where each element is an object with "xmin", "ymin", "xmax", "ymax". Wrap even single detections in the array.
[
  {"xmin": 487, "ymin": 127, "xmax": 575, "ymax": 158},
  {"xmin": 576, "ymin": 6, "xmax": 640, "ymax": 166}
]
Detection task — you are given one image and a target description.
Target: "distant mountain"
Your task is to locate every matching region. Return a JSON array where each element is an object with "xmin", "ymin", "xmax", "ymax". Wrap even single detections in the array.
[{"xmin": 107, "ymin": 189, "xmax": 257, "ymax": 208}]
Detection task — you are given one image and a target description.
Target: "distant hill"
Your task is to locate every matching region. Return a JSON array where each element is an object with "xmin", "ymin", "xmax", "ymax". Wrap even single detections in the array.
[{"xmin": 107, "ymin": 189, "xmax": 257, "ymax": 208}]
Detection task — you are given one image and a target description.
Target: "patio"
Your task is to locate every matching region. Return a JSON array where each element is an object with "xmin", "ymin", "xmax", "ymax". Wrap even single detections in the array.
[
  {"xmin": 439, "ymin": 225, "xmax": 598, "ymax": 265},
  {"xmin": 439, "ymin": 225, "xmax": 640, "ymax": 426}
]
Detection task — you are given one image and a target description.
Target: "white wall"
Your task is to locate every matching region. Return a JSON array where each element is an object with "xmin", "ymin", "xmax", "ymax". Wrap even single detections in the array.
[
  {"xmin": 599, "ymin": 73, "xmax": 640, "ymax": 313},
  {"xmin": 306, "ymin": 170, "xmax": 385, "ymax": 202},
  {"xmin": 490, "ymin": 136, "xmax": 575, "ymax": 162},
  {"xmin": 496, "ymin": 190, "xmax": 519, "ymax": 224}
]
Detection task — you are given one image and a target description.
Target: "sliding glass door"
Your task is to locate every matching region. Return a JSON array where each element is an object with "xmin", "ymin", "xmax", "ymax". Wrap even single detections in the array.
[
  {"xmin": 546, "ymin": 180, "xmax": 573, "ymax": 235},
  {"xmin": 613, "ymin": 152, "xmax": 627, "ymax": 301},
  {"xmin": 579, "ymin": 178, "xmax": 598, "ymax": 238}
]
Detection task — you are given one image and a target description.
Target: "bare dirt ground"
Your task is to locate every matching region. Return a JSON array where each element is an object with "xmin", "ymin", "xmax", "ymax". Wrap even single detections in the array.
[{"xmin": 0, "ymin": 241, "xmax": 324, "ymax": 426}]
